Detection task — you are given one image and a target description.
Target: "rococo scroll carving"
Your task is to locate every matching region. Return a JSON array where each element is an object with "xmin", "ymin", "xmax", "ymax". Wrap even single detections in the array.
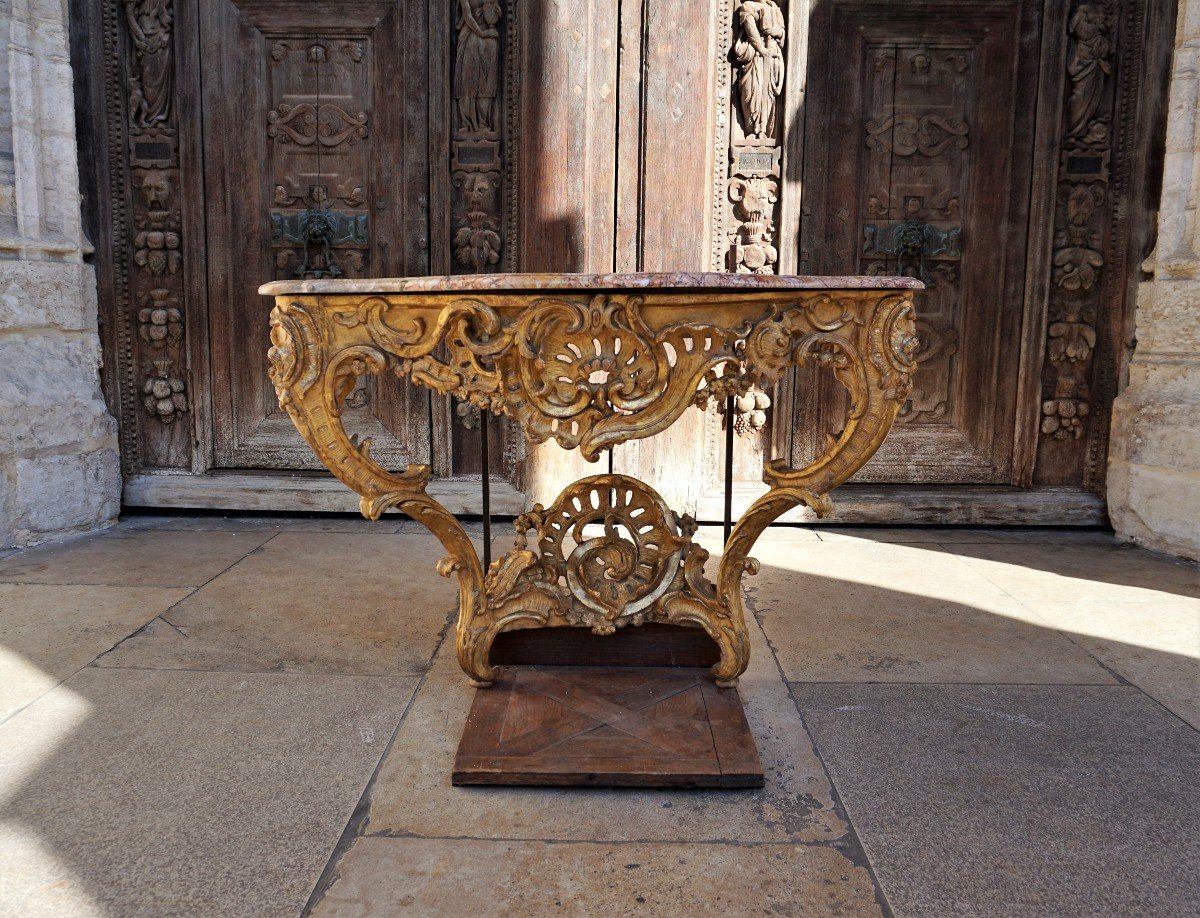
[{"xmin": 266, "ymin": 288, "xmax": 917, "ymax": 687}]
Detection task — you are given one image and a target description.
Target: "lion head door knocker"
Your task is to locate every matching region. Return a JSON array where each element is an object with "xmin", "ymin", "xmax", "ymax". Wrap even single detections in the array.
[
  {"xmin": 863, "ymin": 220, "xmax": 962, "ymax": 287},
  {"xmin": 893, "ymin": 221, "xmax": 931, "ymax": 283},
  {"xmin": 295, "ymin": 208, "xmax": 342, "ymax": 279}
]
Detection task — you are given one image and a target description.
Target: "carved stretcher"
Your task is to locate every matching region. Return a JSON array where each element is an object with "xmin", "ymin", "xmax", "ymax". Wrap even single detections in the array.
[{"xmin": 260, "ymin": 273, "xmax": 920, "ymax": 690}]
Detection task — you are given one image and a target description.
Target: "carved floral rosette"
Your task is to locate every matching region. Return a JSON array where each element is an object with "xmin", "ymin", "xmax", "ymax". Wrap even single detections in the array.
[{"xmin": 266, "ymin": 286, "xmax": 917, "ymax": 686}]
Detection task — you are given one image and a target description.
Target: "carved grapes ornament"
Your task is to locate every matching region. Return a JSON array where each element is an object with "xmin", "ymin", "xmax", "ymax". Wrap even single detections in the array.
[
  {"xmin": 265, "ymin": 283, "xmax": 918, "ymax": 686},
  {"xmin": 137, "ymin": 288, "xmax": 183, "ymax": 348},
  {"xmin": 141, "ymin": 357, "xmax": 188, "ymax": 423}
]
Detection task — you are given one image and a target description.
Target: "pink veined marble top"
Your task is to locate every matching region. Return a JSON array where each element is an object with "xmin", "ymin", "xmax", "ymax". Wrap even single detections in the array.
[{"xmin": 259, "ymin": 272, "xmax": 923, "ymax": 297}]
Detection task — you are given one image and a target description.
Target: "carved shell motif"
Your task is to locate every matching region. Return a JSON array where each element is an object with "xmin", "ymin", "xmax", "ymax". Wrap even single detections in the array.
[
  {"xmin": 514, "ymin": 295, "xmax": 666, "ymax": 419},
  {"xmin": 530, "ymin": 475, "xmax": 689, "ymax": 633}
]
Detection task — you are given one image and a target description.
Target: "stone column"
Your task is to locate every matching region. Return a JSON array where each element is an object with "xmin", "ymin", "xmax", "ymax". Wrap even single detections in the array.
[
  {"xmin": 0, "ymin": 0, "xmax": 120, "ymax": 548},
  {"xmin": 1108, "ymin": 0, "xmax": 1200, "ymax": 560}
]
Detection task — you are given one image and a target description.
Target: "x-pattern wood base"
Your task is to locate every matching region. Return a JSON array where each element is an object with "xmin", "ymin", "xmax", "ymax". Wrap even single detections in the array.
[{"xmin": 453, "ymin": 666, "xmax": 765, "ymax": 787}]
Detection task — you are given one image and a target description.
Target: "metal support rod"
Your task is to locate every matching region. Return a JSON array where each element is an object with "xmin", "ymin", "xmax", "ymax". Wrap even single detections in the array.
[
  {"xmin": 481, "ymin": 419, "xmax": 491, "ymax": 571},
  {"xmin": 723, "ymin": 395, "xmax": 735, "ymax": 545}
]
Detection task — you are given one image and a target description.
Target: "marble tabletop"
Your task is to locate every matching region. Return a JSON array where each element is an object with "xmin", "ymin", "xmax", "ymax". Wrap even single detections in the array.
[{"xmin": 259, "ymin": 271, "xmax": 923, "ymax": 297}]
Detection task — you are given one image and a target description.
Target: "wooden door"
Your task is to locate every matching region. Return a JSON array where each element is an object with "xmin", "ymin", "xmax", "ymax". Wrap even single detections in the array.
[
  {"xmin": 795, "ymin": 0, "xmax": 1043, "ymax": 485},
  {"xmin": 200, "ymin": 0, "xmax": 431, "ymax": 470}
]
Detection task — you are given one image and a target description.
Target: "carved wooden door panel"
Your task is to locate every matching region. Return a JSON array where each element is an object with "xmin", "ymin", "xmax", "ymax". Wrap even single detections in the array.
[
  {"xmin": 200, "ymin": 0, "xmax": 430, "ymax": 469},
  {"xmin": 797, "ymin": 1, "xmax": 1042, "ymax": 484}
]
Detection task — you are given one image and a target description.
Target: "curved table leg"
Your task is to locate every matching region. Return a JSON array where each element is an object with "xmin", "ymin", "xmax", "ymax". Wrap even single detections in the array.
[
  {"xmin": 709, "ymin": 293, "xmax": 919, "ymax": 686},
  {"xmin": 268, "ymin": 300, "xmax": 497, "ymax": 685}
]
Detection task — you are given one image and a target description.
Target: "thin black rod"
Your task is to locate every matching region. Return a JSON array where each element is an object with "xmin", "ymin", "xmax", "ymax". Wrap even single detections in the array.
[
  {"xmin": 481, "ymin": 418, "xmax": 491, "ymax": 570},
  {"xmin": 723, "ymin": 395, "xmax": 735, "ymax": 545}
]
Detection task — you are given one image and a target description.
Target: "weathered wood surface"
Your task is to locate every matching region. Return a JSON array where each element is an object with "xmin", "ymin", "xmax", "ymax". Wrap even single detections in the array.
[
  {"xmin": 452, "ymin": 666, "xmax": 764, "ymax": 788},
  {"xmin": 74, "ymin": 0, "xmax": 1175, "ymax": 522},
  {"xmin": 800, "ymin": 1, "xmax": 1043, "ymax": 486},
  {"xmin": 199, "ymin": 0, "xmax": 432, "ymax": 473}
]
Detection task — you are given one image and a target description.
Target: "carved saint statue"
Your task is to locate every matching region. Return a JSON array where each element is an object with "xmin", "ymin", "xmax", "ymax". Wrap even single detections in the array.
[
  {"xmin": 454, "ymin": 0, "xmax": 502, "ymax": 134},
  {"xmin": 124, "ymin": 0, "xmax": 174, "ymax": 130},
  {"xmin": 1065, "ymin": 3, "xmax": 1111, "ymax": 140},
  {"xmin": 732, "ymin": 0, "xmax": 785, "ymax": 140}
]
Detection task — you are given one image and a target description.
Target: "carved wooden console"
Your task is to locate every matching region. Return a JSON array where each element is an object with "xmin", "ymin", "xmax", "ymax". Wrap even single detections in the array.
[{"xmin": 261, "ymin": 273, "xmax": 920, "ymax": 692}]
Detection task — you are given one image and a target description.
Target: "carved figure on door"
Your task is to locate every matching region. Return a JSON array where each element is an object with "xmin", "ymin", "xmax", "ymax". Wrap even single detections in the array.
[
  {"xmin": 732, "ymin": 0, "xmax": 785, "ymax": 140},
  {"xmin": 455, "ymin": 0, "xmax": 501, "ymax": 135},
  {"xmin": 123, "ymin": 0, "xmax": 173, "ymax": 129},
  {"xmin": 1065, "ymin": 3, "xmax": 1111, "ymax": 141}
]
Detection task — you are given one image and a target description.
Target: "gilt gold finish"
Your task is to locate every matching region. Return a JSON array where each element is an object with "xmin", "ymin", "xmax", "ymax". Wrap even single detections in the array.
[{"xmin": 261, "ymin": 273, "xmax": 920, "ymax": 687}]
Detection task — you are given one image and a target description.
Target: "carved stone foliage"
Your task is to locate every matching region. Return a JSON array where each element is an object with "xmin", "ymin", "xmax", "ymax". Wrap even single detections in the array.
[
  {"xmin": 113, "ymin": 0, "xmax": 188, "ymax": 436},
  {"xmin": 1042, "ymin": 1, "xmax": 1117, "ymax": 447},
  {"xmin": 265, "ymin": 284, "xmax": 918, "ymax": 687},
  {"xmin": 714, "ymin": 0, "xmax": 786, "ymax": 276},
  {"xmin": 450, "ymin": 0, "xmax": 510, "ymax": 275}
]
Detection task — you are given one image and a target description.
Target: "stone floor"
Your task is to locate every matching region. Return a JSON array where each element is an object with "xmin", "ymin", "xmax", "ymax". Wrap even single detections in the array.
[{"xmin": 0, "ymin": 516, "xmax": 1197, "ymax": 917}]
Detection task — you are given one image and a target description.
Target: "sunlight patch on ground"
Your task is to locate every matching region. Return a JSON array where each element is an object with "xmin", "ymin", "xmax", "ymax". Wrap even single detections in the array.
[
  {"xmin": 0, "ymin": 646, "xmax": 59, "ymax": 724},
  {"xmin": 0, "ymin": 671, "xmax": 97, "ymax": 917},
  {"xmin": 0, "ymin": 828, "xmax": 104, "ymax": 918}
]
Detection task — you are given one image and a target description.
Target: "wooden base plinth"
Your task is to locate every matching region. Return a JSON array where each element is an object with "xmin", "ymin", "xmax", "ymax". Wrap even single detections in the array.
[
  {"xmin": 490, "ymin": 623, "xmax": 721, "ymax": 668},
  {"xmin": 452, "ymin": 666, "xmax": 764, "ymax": 788}
]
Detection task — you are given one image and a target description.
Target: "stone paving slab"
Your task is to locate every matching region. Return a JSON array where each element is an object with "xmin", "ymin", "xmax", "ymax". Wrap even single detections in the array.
[
  {"xmin": 96, "ymin": 531, "xmax": 465, "ymax": 675},
  {"xmin": 310, "ymin": 837, "xmax": 884, "ymax": 917},
  {"xmin": 1029, "ymin": 597, "xmax": 1200, "ymax": 728},
  {"xmin": 364, "ymin": 613, "xmax": 849, "ymax": 843},
  {"xmin": 0, "ymin": 667, "xmax": 418, "ymax": 918},
  {"xmin": 946, "ymin": 541, "xmax": 1200, "ymax": 604},
  {"xmin": 0, "ymin": 529, "xmax": 274, "ymax": 587},
  {"xmin": 0, "ymin": 583, "xmax": 190, "ymax": 722},
  {"xmin": 749, "ymin": 539, "xmax": 1112, "ymax": 684},
  {"xmin": 791, "ymin": 684, "xmax": 1200, "ymax": 917}
]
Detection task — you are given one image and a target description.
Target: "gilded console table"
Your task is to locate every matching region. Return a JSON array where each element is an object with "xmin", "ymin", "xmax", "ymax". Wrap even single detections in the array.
[{"xmin": 261, "ymin": 273, "xmax": 918, "ymax": 783}]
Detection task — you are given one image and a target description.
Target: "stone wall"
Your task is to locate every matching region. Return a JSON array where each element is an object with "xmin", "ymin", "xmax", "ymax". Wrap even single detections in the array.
[
  {"xmin": 1108, "ymin": 0, "xmax": 1200, "ymax": 561},
  {"xmin": 0, "ymin": 0, "xmax": 120, "ymax": 549}
]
